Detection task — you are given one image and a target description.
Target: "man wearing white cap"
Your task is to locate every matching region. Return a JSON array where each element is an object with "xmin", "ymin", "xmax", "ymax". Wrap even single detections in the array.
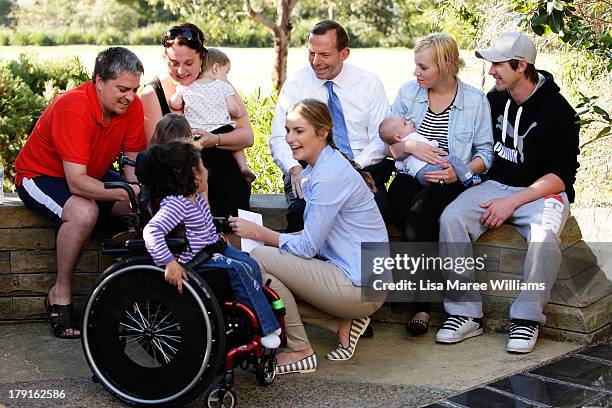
[{"xmin": 435, "ymin": 32, "xmax": 580, "ymax": 353}]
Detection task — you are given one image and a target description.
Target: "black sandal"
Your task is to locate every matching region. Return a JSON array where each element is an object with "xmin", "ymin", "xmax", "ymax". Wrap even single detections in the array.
[
  {"xmin": 44, "ymin": 296, "xmax": 81, "ymax": 339},
  {"xmin": 405, "ymin": 319, "xmax": 429, "ymax": 336}
]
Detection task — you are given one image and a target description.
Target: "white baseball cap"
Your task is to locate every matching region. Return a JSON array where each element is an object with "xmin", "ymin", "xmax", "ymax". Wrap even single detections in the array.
[{"xmin": 475, "ymin": 32, "xmax": 537, "ymax": 64}]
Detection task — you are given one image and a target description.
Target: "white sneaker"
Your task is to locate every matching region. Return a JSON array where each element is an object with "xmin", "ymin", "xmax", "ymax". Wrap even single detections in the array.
[
  {"xmin": 436, "ymin": 315, "xmax": 483, "ymax": 343},
  {"xmin": 507, "ymin": 319, "xmax": 539, "ymax": 353}
]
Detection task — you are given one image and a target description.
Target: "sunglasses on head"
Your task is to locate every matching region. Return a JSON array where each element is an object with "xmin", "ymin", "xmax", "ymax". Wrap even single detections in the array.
[{"xmin": 165, "ymin": 27, "xmax": 204, "ymax": 45}]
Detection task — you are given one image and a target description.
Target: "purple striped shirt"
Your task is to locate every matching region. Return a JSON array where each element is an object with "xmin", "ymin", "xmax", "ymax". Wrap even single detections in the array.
[{"xmin": 143, "ymin": 194, "xmax": 219, "ymax": 266}]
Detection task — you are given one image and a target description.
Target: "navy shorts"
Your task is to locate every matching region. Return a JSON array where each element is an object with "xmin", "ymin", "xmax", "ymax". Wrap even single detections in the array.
[{"xmin": 16, "ymin": 170, "xmax": 123, "ymax": 226}]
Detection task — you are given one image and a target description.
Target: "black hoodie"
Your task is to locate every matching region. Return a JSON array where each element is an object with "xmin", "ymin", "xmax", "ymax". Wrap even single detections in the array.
[{"xmin": 486, "ymin": 70, "xmax": 580, "ymax": 202}]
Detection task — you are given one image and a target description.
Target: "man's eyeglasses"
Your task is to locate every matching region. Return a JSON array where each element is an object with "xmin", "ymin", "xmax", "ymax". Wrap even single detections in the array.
[{"xmin": 165, "ymin": 27, "xmax": 204, "ymax": 46}]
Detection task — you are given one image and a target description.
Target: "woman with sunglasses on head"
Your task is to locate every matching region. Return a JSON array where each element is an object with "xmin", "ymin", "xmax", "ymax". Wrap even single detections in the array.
[{"xmin": 140, "ymin": 23, "xmax": 253, "ymax": 219}]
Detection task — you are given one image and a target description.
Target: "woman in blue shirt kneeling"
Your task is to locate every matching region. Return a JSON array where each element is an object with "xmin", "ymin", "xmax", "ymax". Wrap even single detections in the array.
[{"xmin": 229, "ymin": 99, "xmax": 388, "ymax": 375}]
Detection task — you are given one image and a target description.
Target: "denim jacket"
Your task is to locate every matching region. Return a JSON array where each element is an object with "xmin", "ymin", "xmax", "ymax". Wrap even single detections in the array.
[{"xmin": 391, "ymin": 79, "xmax": 494, "ymax": 169}]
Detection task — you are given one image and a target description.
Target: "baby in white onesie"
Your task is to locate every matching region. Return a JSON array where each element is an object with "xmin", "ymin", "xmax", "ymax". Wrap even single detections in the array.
[
  {"xmin": 379, "ymin": 115, "xmax": 475, "ymax": 187},
  {"xmin": 170, "ymin": 48, "xmax": 255, "ymax": 183}
]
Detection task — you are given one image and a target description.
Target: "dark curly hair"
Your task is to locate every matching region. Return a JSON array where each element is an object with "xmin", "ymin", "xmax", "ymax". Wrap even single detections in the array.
[{"xmin": 138, "ymin": 141, "xmax": 202, "ymax": 200}]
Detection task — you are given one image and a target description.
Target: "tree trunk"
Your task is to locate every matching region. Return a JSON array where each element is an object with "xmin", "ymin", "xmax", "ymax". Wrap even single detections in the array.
[
  {"xmin": 327, "ymin": 0, "xmax": 335, "ymax": 20},
  {"xmin": 272, "ymin": 30, "xmax": 290, "ymax": 91},
  {"xmin": 244, "ymin": 0, "xmax": 296, "ymax": 91},
  {"xmin": 271, "ymin": 0, "xmax": 293, "ymax": 91}
]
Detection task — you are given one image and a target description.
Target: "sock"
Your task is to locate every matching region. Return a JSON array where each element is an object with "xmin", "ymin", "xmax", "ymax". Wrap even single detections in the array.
[{"xmin": 261, "ymin": 331, "xmax": 281, "ymax": 349}]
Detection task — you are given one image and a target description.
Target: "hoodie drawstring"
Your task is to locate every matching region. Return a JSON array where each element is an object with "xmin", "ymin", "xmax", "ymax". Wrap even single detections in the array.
[
  {"xmin": 514, "ymin": 106, "xmax": 523, "ymax": 150},
  {"xmin": 501, "ymin": 99, "xmax": 510, "ymax": 145},
  {"xmin": 501, "ymin": 99, "xmax": 522, "ymax": 149}
]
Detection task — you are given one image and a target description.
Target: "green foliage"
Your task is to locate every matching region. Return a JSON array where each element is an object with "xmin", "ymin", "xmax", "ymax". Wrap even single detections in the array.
[
  {"xmin": 12, "ymin": 0, "xmax": 140, "ymax": 34},
  {"xmin": 0, "ymin": 0, "xmax": 14, "ymax": 26},
  {"xmin": 0, "ymin": 64, "xmax": 44, "ymax": 190},
  {"xmin": 127, "ymin": 22, "xmax": 171, "ymax": 45},
  {"xmin": 0, "ymin": 55, "xmax": 89, "ymax": 189},
  {"xmin": 0, "ymin": 26, "xmax": 10, "ymax": 45},
  {"xmin": 30, "ymin": 32, "xmax": 56, "ymax": 46},
  {"xmin": 294, "ymin": 0, "xmax": 431, "ymax": 47},
  {"xmin": 7, "ymin": 54, "xmax": 90, "ymax": 96},
  {"xmin": 510, "ymin": 0, "xmax": 612, "ymax": 147},
  {"xmin": 242, "ymin": 88, "xmax": 283, "ymax": 194},
  {"xmin": 513, "ymin": 0, "xmax": 612, "ymax": 70}
]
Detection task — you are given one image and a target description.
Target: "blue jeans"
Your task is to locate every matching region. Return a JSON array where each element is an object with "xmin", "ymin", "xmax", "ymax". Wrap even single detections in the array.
[{"xmin": 194, "ymin": 244, "xmax": 280, "ymax": 335}]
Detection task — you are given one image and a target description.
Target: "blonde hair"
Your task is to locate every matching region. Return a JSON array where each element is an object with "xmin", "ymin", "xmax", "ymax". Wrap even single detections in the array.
[
  {"xmin": 203, "ymin": 48, "xmax": 230, "ymax": 73},
  {"xmin": 289, "ymin": 99, "xmax": 377, "ymax": 192},
  {"xmin": 150, "ymin": 113, "xmax": 192, "ymax": 145},
  {"xmin": 414, "ymin": 33, "xmax": 465, "ymax": 80}
]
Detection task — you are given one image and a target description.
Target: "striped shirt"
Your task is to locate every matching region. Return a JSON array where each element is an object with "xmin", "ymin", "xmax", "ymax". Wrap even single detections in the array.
[
  {"xmin": 418, "ymin": 107, "xmax": 450, "ymax": 152},
  {"xmin": 143, "ymin": 194, "xmax": 219, "ymax": 266}
]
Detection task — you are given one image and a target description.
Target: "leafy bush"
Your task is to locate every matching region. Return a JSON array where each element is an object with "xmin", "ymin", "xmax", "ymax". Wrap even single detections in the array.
[
  {"xmin": 30, "ymin": 32, "xmax": 56, "ymax": 47},
  {"xmin": 7, "ymin": 54, "xmax": 90, "ymax": 96},
  {"xmin": 96, "ymin": 30, "xmax": 123, "ymax": 46},
  {"xmin": 243, "ymin": 88, "xmax": 284, "ymax": 194},
  {"xmin": 0, "ymin": 26, "xmax": 10, "ymax": 46},
  {"xmin": 0, "ymin": 55, "xmax": 90, "ymax": 190},
  {"xmin": 12, "ymin": 30, "xmax": 31, "ymax": 45},
  {"xmin": 128, "ymin": 22, "xmax": 172, "ymax": 45},
  {"xmin": 0, "ymin": 65, "xmax": 46, "ymax": 191}
]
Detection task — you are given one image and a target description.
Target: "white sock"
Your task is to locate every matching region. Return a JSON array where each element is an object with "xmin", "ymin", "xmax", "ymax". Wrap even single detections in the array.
[{"xmin": 261, "ymin": 332, "xmax": 280, "ymax": 349}]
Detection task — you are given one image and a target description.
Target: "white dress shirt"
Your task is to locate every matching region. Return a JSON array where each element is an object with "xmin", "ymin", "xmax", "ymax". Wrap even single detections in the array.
[{"xmin": 270, "ymin": 63, "xmax": 391, "ymax": 174}]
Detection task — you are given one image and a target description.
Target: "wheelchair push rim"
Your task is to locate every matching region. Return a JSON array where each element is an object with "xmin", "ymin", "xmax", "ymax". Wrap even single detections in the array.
[{"xmin": 82, "ymin": 263, "xmax": 221, "ymax": 406}]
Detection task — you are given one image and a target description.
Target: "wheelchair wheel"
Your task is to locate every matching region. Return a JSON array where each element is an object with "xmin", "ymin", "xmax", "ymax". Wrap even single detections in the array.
[
  {"xmin": 255, "ymin": 348, "xmax": 276, "ymax": 386},
  {"xmin": 81, "ymin": 257, "xmax": 225, "ymax": 407},
  {"xmin": 205, "ymin": 385, "xmax": 237, "ymax": 408}
]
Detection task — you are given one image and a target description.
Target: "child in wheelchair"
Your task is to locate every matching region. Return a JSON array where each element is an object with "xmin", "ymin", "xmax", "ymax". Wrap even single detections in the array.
[{"xmin": 140, "ymin": 140, "xmax": 281, "ymax": 349}]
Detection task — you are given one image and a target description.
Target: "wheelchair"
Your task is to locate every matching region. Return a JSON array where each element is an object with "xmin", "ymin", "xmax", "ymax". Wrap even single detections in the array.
[{"xmin": 80, "ymin": 156, "xmax": 286, "ymax": 407}]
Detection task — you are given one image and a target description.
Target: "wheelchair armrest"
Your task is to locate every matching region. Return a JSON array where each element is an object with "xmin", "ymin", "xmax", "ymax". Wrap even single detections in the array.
[{"xmin": 125, "ymin": 238, "xmax": 185, "ymax": 252}]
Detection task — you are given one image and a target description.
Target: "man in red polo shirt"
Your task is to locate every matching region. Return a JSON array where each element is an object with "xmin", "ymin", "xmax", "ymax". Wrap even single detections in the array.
[{"xmin": 15, "ymin": 47, "xmax": 147, "ymax": 339}]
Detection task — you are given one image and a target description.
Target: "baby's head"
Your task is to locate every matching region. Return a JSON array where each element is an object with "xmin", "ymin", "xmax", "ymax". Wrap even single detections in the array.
[
  {"xmin": 150, "ymin": 113, "xmax": 193, "ymax": 145},
  {"xmin": 379, "ymin": 115, "xmax": 415, "ymax": 144},
  {"xmin": 203, "ymin": 48, "xmax": 231, "ymax": 80}
]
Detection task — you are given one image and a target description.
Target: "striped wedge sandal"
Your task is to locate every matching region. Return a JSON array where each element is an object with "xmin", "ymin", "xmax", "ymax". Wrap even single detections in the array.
[
  {"xmin": 275, "ymin": 353, "xmax": 318, "ymax": 375},
  {"xmin": 326, "ymin": 316, "xmax": 371, "ymax": 361}
]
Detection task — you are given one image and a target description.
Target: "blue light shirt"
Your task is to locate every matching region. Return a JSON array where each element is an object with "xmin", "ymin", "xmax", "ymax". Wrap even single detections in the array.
[{"xmin": 278, "ymin": 146, "xmax": 389, "ymax": 286}]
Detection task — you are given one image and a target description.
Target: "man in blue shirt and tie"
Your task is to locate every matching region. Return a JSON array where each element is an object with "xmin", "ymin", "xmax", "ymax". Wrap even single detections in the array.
[{"xmin": 270, "ymin": 20, "xmax": 393, "ymax": 234}]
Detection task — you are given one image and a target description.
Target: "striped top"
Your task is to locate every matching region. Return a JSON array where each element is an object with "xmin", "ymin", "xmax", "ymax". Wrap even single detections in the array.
[
  {"xmin": 143, "ymin": 194, "xmax": 219, "ymax": 266},
  {"xmin": 418, "ymin": 107, "xmax": 450, "ymax": 152}
]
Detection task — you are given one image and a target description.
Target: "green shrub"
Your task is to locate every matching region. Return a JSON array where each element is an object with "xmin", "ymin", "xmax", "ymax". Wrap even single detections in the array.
[
  {"xmin": 7, "ymin": 54, "xmax": 89, "ymax": 96},
  {"xmin": 12, "ymin": 30, "xmax": 31, "ymax": 45},
  {"xmin": 96, "ymin": 30, "xmax": 123, "ymax": 45},
  {"xmin": 0, "ymin": 64, "xmax": 46, "ymax": 190},
  {"xmin": 55, "ymin": 29, "xmax": 88, "ymax": 45},
  {"xmin": 290, "ymin": 18, "xmax": 315, "ymax": 47},
  {"xmin": 128, "ymin": 22, "xmax": 171, "ymax": 45},
  {"xmin": 243, "ymin": 88, "xmax": 283, "ymax": 194},
  {"xmin": 0, "ymin": 26, "xmax": 11, "ymax": 46},
  {"xmin": 30, "ymin": 32, "xmax": 56, "ymax": 46},
  {"xmin": 0, "ymin": 55, "xmax": 90, "ymax": 189}
]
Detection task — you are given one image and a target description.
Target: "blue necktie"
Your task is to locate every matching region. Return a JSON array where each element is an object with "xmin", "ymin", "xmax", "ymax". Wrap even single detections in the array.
[{"xmin": 325, "ymin": 81, "xmax": 353, "ymax": 159}]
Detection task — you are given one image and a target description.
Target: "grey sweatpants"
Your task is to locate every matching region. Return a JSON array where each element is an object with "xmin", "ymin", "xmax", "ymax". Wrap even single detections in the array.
[{"xmin": 439, "ymin": 180, "xmax": 569, "ymax": 324}]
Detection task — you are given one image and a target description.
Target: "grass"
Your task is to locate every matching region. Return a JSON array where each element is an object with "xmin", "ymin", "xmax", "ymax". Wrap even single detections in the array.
[{"xmin": 0, "ymin": 45, "xmax": 559, "ymax": 98}]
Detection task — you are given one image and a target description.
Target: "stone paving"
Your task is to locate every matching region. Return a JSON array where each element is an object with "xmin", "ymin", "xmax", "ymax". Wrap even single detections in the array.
[
  {"xmin": 1, "ymin": 321, "xmax": 609, "ymax": 407},
  {"xmin": 425, "ymin": 342, "xmax": 611, "ymax": 407}
]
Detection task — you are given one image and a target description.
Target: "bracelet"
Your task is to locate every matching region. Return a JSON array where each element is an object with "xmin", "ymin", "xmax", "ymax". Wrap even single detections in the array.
[{"xmin": 215, "ymin": 134, "xmax": 221, "ymax": 147}]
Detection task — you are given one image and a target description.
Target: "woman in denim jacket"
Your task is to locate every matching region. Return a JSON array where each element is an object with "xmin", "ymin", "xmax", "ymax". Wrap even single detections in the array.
[{"xmin": 386, "ymin": 33, "xmax": 493, "ymax": 335}]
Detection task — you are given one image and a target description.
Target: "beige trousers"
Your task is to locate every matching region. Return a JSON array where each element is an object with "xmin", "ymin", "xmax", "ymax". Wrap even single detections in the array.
[{"xmin": 251, "ymin": 246, "xmax": 383, "ymax": 351}]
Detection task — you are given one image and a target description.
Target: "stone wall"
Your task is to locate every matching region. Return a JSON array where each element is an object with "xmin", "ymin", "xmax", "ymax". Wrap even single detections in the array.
[{"xmin": 0, "ymin": 193, "xmax": 610, "ymax": 343}]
